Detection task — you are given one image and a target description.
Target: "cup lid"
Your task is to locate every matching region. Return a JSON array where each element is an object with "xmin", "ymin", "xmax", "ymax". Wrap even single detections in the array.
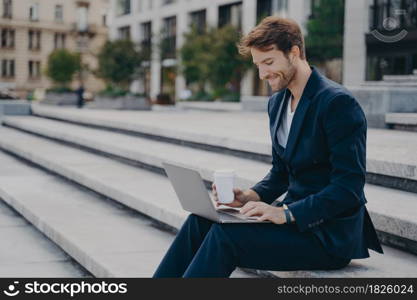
[{"xmin": 214, "ymin": 169, "xmax": 235, "ymax": 176}]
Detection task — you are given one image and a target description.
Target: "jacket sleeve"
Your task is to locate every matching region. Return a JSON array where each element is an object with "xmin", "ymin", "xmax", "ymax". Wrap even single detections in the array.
[
  {"xmin": 287, "ymin": 94, "xmax": 367, "ymax": 232},
  {"xmin": 250, "ymin": 97, "xmax": 289, "ymax": 204}
]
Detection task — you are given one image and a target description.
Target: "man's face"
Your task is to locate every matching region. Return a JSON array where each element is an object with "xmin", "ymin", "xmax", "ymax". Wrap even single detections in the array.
[{"xmin": 251, "ymin": 46, "xmax": 296, "ymax": 92}]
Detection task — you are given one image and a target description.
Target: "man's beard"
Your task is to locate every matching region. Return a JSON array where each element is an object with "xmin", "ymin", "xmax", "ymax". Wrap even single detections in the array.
[{"xmin": 268, "ymin": 57, "xmax": 296, "ymax": 92}]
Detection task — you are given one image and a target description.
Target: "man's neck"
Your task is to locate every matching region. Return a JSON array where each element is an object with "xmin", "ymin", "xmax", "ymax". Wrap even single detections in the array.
[{"xmin": 287, "ymin": 61, "xmax": 312, "ymax": 102}]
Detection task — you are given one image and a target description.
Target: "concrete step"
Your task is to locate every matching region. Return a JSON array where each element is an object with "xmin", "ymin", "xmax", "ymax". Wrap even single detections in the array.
[
  {"xmin": 0, "ymin": 151, "xmax": 253, "ymax": 278},
  {"xmin": 0, "ymin": 135, "xmax": 417, "ymax": 277},
  {"xmin": 361, "ymin": 80, "xmax": 417, "ymax": 87},
  {"xmin": 0, "ymin": 150, "xmax": 173, "ymax": 277},
  {"xmin": 175, "ymin": 101, "xmax": 242, "ymax": 112},
  {"xmin": 2, "ymin": 119, "xmax": 417, "ymax": 255},
  {"xmin": 383, "ymin": 74, "xmax": 417, "ymax": 83},
  {"xmin": 386, "ymin": 113, "xmax": 417, "ymax": 132},
  {"xmin": 0, "ymin": 200, "xmax": 90, "ymax": 277},
  {"xmin": 0, "ymin": 126, "xmax": 417, "ymax": 270},
  {"xmin": 29, "ymin": 104, "xmax": 417, "ymax": 193}
]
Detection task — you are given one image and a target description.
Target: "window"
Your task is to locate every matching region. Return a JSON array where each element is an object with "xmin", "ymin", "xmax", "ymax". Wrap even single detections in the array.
[
  {"xmin": 2, "ymin": 0, "xmax": 12, "ymax": 18},
  {"xmin": 117, "ymin": 0, "xmax": 131, "ymax": 15},
  {"xmin": 118, "ymin": 26, "xmax": 131, "ymax": 40},
  {"xmin": 257, "ymin": 0, "xmax": 288, "ymax": 22},
  {"xmin": 369, "ymin": 0, "xmax": 417, "ymax": 31},
  {"xmin": 29, "ymin": 3, "xmax": 39, "ymax": 21},
  {"xmin": 54, "ymin": 33, "xmax": 66, "ymax": 49},
  {"xmin": 28, "ymin": 30, "xmax": 41, "ymax": 50},
  {"xmin": 55, "ymin": 4, "xmax": 63, "ymax": 22},
  {"xmin": 1, "ymin": 28, "xmax": 15, "ymax": 48},
  {"xmin": 1, "ymin": 59, "xmax": 15, "ymax": 78},
  {"xmin": 189, "ymin": 9, "xmax": 206, "ymax": 33},
  {"xmin": 162, "ymin": 16, "xmax": 176, "ymax": 59},
  {"xmin": 28, "ymin": 60, "xmax": 41, "ymax": 79},
  {"xmin": 140, "ymin": 21, "xmax": 152, "ymax": 59},
  {"xmin": 76, "ymin": 4, "xmax": 89, "ymax": 32},
  {"xmin": 218, "ymin": 2, "xmax": 242, "ymax": 31},
  {"xmin": 366, "ymin": 54, "xmax": 412, "ymax": 80}
]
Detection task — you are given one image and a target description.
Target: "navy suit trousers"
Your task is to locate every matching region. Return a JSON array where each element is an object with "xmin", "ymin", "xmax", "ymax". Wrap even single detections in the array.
[{"xmin": 153, "ymin": 214, "xmax": 351, "ymax": 278}]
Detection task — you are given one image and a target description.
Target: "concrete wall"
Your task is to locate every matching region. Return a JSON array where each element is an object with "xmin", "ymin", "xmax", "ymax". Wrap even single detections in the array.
[{"xmin": 349, "ymin": 86, "xmax": 417, "ymax": 128}]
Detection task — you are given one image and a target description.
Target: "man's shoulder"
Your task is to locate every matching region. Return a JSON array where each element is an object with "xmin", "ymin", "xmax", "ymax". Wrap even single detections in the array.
[{"xmin": 314, "ymin": 74, "xmax": 357, "ymax": 108}]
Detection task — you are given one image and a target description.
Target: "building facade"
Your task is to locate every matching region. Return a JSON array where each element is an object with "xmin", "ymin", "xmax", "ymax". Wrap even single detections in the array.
[
  {"xmin": 343, "ymin": 0, "xmax": 417, "ymax": 86},
  {"xmin": 0, "ymin": 0, "xmax": 109, "ymax": 99},
  {"xmin": 108, "ymin": 0, "xmax": 312, "ymax": 101}
]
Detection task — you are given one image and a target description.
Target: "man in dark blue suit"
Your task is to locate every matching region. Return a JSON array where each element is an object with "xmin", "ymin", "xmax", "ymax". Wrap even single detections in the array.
[{"xmin": 153, "ymin": 16, "xmax": 383, "ymax": 278}]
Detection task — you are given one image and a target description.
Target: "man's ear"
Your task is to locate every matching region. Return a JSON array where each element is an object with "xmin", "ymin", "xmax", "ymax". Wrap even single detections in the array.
[{"xmin": 290, "ymin": 45, "xmax": 300, "ymax": 61}]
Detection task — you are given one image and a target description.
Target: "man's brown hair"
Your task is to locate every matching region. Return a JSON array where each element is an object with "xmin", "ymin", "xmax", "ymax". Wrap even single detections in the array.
[{"xmin": 238, "ymin": 16, "xmax": 306, "ymax": 60}]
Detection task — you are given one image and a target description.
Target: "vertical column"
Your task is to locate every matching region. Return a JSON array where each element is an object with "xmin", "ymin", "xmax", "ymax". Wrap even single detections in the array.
[
  {"xmin": 288, "ymin": 0, "xmax": 308, "ymax": 33},
  {"xmin": 240, "ymin": 0, "xmax": 257, "ymax": 97},
  {"xmin": 175, "ymin": 8, "xmax": 188, "ymax": 100},
  {"xmin": 206, "ymin": 3, "xmax": 218, "ymax": 28},
  {"xmin": 150, "ymin": 16, "xmax": 162, "ymax": 100},
  {"xmin": 343, "ymin": 0, "xmax": 368, "ymax": 86},
  {"xmin": 107, "ymin": 0, "xmax": 118, "ymax": 40}
]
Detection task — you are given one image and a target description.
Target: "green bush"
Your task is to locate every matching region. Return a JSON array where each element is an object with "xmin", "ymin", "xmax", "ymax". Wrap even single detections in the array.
[
  {"xmin": 96, "ymin": 40, "xmax": 142, "ymax": 92},
  {"xmin": 46, "ymin": 49, "xmax": 81, "ymax": 89}
]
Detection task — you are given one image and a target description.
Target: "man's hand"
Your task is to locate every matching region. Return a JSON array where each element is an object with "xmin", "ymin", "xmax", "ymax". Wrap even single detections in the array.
[
  {"xmin": 212, "ymin": 184, "xmax": 260, "ymax": 208},
  {"xmin": 240, "ymin": 201, "xmax": 286, "ymax": 225}
]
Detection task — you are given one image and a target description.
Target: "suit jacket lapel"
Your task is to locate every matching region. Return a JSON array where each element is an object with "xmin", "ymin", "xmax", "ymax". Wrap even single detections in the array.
[
  {"xmin": 283, "ymin": 94, "xmax": 311, "ymax": 162},
  {"xmin": 272, "ymin": 89, "xmax": 290, "ymax": 156}
]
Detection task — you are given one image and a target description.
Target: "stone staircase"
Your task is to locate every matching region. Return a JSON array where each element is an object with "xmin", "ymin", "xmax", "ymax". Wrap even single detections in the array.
[{"xmin": 1, "ymin": 104, "xmax": 417, "ymax": 277}]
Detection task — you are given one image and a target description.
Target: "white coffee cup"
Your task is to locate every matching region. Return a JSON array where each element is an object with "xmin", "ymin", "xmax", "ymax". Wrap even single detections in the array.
[{"xmin": 214, "ymin": 170, "xmax": 235, "ymax": 204}]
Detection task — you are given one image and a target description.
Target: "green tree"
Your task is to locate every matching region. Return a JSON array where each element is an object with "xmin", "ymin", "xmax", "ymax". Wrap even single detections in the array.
[
  {"xmin": 305, "ymin": 0, "xmax": 345, "ymax": 62},
  {"xmin": 179, "ymin": 25, "xmax": 251, "ymax": 101},
  {"xmin": 179, "ymin": 25, "xmax": 212, "ymax": 94},
  {"xmin": 208, "ymin": 25, "xmax": 251, "ymax": 100},
  {"xmin": 97, "ymin": 39, "xmax": 142, "ymax": 91},
  {"xmin": 46, "ymin": 49, "xmax": 81, "ymax": 89}
]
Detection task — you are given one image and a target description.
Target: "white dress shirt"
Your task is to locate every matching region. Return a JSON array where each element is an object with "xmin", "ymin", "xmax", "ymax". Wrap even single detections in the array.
[{"xmin": 277, "ymin": 93, "xmax": 295, "ymax": 148}]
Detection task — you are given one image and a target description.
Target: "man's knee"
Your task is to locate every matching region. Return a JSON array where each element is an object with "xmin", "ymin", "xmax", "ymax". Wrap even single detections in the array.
[
  {"xmin": 186, "ymin": 213, "xmax": 212, "ymax": 225},
  {"xmin": 209, "ymin": 224, "xmax": 237, "ymax": 245}
]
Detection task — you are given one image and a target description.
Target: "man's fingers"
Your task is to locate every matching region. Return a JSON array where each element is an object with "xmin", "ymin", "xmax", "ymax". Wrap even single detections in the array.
[
  {"xmin": 243, "ymin": 206, "xmax": 263, "ymax": 217},
  {"xmin": 258, "ymin": 215, "xmax": 266, "ymax": 221},
  {"xmin": 240, "ymin": 201, "xmax": 258, "ymax": 214}
]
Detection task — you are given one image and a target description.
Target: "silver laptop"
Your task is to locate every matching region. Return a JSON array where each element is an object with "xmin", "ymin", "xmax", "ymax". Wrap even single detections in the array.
[{"xmin": 162, "ymin": 161, "xmax": 268, "ymax": 223}]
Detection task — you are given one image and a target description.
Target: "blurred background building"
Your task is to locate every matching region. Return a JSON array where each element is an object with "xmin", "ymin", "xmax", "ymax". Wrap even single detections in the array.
[
  {"xmin": 108, "ymin": 0, "xmax": 313, "ymax": 102},
  {"xmin": 344, "ymin": 0, "xmax": 417, "ymax": 86},
  {"xmin": 0, "ymin": 0, "xmax": 109, "ymax": 99}
]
